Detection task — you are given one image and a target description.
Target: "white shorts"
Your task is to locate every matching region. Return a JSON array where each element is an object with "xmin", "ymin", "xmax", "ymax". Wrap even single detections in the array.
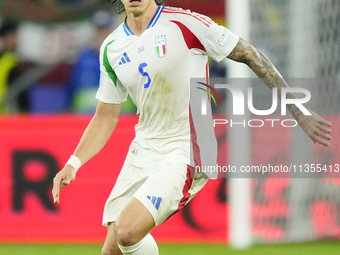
[{"xmin": 102, "ymin": 142, "xmax": 208, "ymax": 226}]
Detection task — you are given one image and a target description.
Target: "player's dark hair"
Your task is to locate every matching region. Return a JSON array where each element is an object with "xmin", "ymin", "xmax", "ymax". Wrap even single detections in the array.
[{"xmin": 108, "ymin": 0, "xmax": 165, "ymax": 14}]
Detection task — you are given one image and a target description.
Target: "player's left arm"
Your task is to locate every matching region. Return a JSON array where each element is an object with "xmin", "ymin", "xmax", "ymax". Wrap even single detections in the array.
[{"xmin": 227, "ymin": 38, "xmax": 332, "ymax": 147}]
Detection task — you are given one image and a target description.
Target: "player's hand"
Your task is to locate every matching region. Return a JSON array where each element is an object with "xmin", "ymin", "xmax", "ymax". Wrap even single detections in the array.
[
  {"xmin": 298, "ymin": 109, "xmax": 332, "ymax": 147},
  {"xmin": 52, "ymin": 165, "xmax": 76, "ymax": 204}
]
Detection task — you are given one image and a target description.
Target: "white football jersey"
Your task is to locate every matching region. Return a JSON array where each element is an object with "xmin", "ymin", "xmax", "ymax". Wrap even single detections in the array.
[{"xmin": 96, "ymin": 5, "xmax": 239, "ymax": 172}]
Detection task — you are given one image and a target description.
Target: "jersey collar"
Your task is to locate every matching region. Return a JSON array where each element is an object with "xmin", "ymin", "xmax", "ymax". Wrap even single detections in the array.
[{"xmin": 123, "ymin": 5, "xmax": 164, "ymax": 36}]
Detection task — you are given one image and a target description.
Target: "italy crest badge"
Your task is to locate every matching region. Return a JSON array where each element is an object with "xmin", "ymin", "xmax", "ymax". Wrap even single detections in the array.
[{"xmin": 155, "ymin": 35, "xmax": 167, "ymax": 58}]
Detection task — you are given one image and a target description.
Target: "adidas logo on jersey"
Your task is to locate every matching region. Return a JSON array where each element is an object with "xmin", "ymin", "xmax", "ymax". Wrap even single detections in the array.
[
  {"xmin": 119, "ymin": 52, "xmax": 131, "ymax": 65},
  {"xmin": 147, "ymin": 196, "xmax": 162, "ymax": 210}
]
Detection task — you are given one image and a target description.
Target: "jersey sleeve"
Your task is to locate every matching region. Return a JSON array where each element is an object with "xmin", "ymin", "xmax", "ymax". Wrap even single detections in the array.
[
  {"xmin": 200, "ymin": 21, "xmax": 240, "ymax": 62},
  {"xmin": 166, "ymin": 8, "xmax": 239, "ymax": 62},
  {"xmin": 95, "ymin": 39, "xmax": 128, "ymax": 104}
]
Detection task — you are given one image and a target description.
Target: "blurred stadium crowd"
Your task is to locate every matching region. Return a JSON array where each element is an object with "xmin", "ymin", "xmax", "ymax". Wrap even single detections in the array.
[
  {"xmin": 0, "ymin": 0, "xmax": 226, "ymax": 115},
  {"xmin": 0, "ymin": 0, "xmax": 130, "ymax": 114}
]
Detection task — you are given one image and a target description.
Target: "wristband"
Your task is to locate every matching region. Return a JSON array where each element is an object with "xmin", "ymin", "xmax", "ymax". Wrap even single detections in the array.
[{"xmin": 65, "ymin": 155, "xmax": 82, "ymax": 173}]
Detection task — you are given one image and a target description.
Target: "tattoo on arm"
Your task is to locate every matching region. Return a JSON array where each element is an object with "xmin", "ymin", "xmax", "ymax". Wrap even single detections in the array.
[{"xmin": 227, "ymin": 38, "xmax": 304, "ymax": 121}]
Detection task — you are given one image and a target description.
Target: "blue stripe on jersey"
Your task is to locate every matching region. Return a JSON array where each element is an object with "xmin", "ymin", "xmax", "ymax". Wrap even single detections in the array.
[
  {"xmin": 147, "ymin": 5, "xmax": 164, "ymax": 29},
  {"xmin": 121, "ymin": 57, "xmax": 126, "ymax": 64},
  {"xmin": 155, "ymin": 197, "xmax": 162, "ymax": 210},
  {"xmin": 151, "ymin": 196, "xmax": 157, "ymax": 205},
  {"xmin": 123, "ymin": 21, "xmax": 133, "ymax": 36},
  {"xmin": 123, "ymin": 52, "xmax": 131, "ymax": 62},
  {"xmin": 123, "ymin": 5, "xmax": 163, "ymax": 36}
]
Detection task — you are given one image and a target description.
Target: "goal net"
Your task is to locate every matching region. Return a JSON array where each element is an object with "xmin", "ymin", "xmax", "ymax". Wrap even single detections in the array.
[{"xmin": 226, "ymin": 0, "xmax": 340, "ymax": 247}]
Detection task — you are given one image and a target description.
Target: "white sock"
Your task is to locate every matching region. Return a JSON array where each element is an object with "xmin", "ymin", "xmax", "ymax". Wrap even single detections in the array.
[{"xmin": 117, "ymin": 233, "xmax": 159, "ymax": 255}]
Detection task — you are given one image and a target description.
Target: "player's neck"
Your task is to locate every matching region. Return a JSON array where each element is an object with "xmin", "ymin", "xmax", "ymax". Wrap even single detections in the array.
[{"xmin": 125, "ymin": 3, "xmax": 158, "ymax": 36}]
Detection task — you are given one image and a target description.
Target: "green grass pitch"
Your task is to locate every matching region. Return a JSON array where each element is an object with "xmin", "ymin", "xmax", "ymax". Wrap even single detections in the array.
[{"xmin": 0, "ymin": 242, "xmax": 340, "ymax": 255}]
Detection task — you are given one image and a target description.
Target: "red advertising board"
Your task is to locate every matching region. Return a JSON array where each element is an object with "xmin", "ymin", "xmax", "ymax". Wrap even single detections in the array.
[
  {"xmin": 0, "ymin": 115, "xmax": 134, "ymax": 242},
  {"xmin": 0, "ymin": 115, "xmax": 229, "ymax": 243},
  {"xmin": 0, "ymin": 115, "xmax": 339, "ymax": 243}
]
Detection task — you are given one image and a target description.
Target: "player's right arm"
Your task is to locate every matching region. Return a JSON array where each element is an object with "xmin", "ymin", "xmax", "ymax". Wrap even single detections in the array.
[
  {"xmin": 227, "ymin": 38, "xmax": 332, "ymax": 147},
  {"xmin": 52, "ymin": 101, "xmax": 121, "ymax": 204}
]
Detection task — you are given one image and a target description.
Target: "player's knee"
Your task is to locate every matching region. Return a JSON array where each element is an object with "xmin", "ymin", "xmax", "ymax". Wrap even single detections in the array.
[
  {"xmin": 101, "ymin": 246, "xmax": 111, "ymax": 255},
  {"xmin": 101, "ymin": 245, "xmax": 122, "ymax": 255},
  {"xmin": 114, "ymin": 221, "xmax": 139, "ymax": 247}
]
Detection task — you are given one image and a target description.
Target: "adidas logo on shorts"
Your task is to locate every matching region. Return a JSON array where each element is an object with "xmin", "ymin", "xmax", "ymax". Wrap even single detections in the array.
[{"xmin": 147, "ymin": 196, "xmax": 162, "ymax": 210}]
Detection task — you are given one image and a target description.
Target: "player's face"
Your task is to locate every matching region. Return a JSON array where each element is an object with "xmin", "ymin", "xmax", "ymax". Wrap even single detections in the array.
[{"xmin": 121, "ymin": 0, "xmax": 157, "ymax": 15}]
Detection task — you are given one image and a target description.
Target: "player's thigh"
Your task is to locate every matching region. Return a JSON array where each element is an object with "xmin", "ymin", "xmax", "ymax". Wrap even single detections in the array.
[
  {"xmin": 102, "ymin": 222, "xmax": 122, "ymax": 255},
  {"xmin": 113, "ymin": 161, "xmax": 190, "ymax": 245},
  {"xmin": 133, "ymin": 161, "xmax": 202, "ymax": 226},
  {"xmin": 115, "ymin": 197, "xmax": 155, "ymax": 246},
  {"xmin": 103, "ymin": 160, "xmax": 148, "ymax": 227}
]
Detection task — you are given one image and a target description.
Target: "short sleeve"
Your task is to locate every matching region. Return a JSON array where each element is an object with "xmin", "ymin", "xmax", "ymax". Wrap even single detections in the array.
[
  {"xmin": 199, "ymin": 21, "xmax": 240, "ymax": 62},
  {"xmin": 95, "ymin": 39, "xmax": 128, "ymax": 104},
  {"xmin": 169, "ymin": 9, "xmax": 239, "ymax": 62}
]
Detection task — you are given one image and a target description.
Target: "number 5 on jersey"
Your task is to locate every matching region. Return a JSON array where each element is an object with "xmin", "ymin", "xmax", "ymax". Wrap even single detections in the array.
[{"xmin": 138, "ymin": 63, "xmax": 151, "ymax": 88}]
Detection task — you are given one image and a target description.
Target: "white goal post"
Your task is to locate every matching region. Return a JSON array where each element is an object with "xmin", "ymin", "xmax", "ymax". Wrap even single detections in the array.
[{"xmin": 225, "ymin": 0, "xmax": 252, "ymax": 249}]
